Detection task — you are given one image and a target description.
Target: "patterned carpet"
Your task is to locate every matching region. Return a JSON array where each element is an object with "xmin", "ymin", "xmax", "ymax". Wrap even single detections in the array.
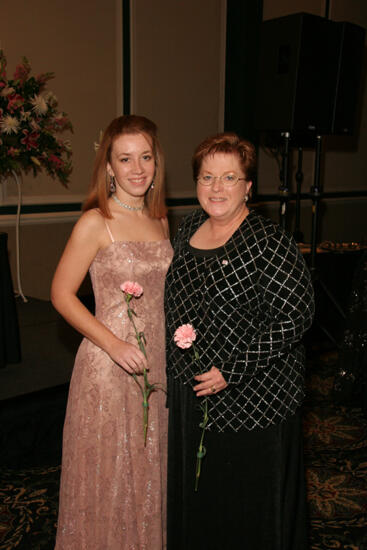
[
  {"xmin": 1, "ymin": 350, "xmax": 367, "ymax": 549},
  {"xmin": 304, "ymin": 350, "xmax": 367, "ymax": 550}
]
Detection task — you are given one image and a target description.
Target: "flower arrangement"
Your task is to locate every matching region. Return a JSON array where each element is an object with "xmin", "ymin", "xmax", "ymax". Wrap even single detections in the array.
[
  {"xmin": 120, "ymin": 281, "xmax": 164, "ymax": 445},
  {"xmin": 174, "ymin": 324, "xmax": 208, "ymax": 491},
  {"xmin": 0, "ymin": 50, "xmax": 72, "ymax": 186}
]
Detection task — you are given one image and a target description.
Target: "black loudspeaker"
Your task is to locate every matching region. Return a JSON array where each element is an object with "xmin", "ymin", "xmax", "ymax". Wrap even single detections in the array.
[
  {"xmin": 255, "ymin": 13, "xmax": 365, "ymax": 136},
  {"xmin": 332, "ymin": 21, "xmax": 365, "ymax": 135}
]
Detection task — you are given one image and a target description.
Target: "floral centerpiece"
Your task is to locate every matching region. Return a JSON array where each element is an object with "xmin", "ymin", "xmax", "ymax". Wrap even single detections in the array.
[{"xmin": 0, "ymin": 50, "xmax": 73, "ymax": 185}]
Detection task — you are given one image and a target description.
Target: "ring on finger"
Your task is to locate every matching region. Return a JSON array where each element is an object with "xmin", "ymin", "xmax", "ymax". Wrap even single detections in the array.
[{"xmin": 211, "ymin": 385, "xmax": 216, "ymax": 393}]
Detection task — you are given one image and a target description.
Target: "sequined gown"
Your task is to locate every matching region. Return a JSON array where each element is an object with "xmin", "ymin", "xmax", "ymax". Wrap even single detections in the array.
[{"xmin": 55, "ymin": 236, "xmax": 173, "ymax": 550}]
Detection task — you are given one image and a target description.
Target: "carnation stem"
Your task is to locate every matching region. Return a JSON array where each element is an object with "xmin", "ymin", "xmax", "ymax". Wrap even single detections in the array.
[
  {"xmin": 192, "ymin": 342, "xmax": 208, "ymax": 492},
  {"xmin": 125, "ymin": 295, "xmax": 151, "ymax": 446}
]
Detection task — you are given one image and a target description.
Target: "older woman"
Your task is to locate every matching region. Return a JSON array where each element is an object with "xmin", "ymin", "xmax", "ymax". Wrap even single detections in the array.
[{"xmin": 165, "ymin": 132, "xmax": 314, "ymax": 550}]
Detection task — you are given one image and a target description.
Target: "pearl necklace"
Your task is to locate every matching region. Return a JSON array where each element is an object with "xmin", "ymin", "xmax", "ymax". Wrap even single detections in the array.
[{"xmin": 112, "ymin": 194, "xmax": 144, "ymax": 212}]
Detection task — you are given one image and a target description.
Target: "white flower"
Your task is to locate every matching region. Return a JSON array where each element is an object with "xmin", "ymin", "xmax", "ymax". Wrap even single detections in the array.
[
  {"xmin": 30, "ymin": 94, "xmax": 48, "ymax": 115},
  {"xmin": 0, "ymin": 86, "xmax": 15, "ymax": 97},
  {"xmin": 0, "ymin": 115, "xmax": 20, "ymax": 134}
]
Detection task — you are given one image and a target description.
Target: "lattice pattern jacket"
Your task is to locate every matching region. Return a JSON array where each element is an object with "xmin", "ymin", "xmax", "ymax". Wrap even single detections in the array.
[{"xmin": 165, "ymin": 209, "xmax": 315, "ymax": 432}]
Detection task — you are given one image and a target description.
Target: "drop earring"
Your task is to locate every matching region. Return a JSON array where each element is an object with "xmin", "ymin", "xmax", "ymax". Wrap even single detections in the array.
[
  {"xmin": 150, "ymin": 179, "xmax": 155, "ymax": 190},
  {"xmin": 109, "ymin": 174, "xmax": 116, "ymax": 193},
  {"xmin": 244, "ymin": 194, "xmax": 248, "ymax": 202}
]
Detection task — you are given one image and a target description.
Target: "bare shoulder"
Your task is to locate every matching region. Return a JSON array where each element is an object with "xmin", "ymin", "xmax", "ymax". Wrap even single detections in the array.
[
  {"xmin": 71, "ymin": 209, "xmax": 106, "ymax": 243},
  {"xmin": 160, "ymin": 216, "xmax": 170, "ymax": 239}
]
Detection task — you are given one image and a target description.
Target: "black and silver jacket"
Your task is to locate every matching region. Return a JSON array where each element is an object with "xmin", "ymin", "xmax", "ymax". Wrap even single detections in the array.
[{"xmin": 165, "ymin": 209, "xmax": 315, "ymax": 432}]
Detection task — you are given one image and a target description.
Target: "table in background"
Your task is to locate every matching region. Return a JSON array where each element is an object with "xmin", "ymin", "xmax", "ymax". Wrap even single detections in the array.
[{"xmin": 0, "ymin": 232, "xmax": 21, "ymax": 367}]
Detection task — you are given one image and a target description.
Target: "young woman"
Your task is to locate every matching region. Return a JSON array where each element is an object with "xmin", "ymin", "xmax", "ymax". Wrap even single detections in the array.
[{"xmin": 52, "ymin": 115, "xmax": 172, "ymax": 549}]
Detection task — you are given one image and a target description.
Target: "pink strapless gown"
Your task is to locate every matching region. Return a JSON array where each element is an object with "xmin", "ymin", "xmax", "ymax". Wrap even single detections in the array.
[{"xmin": 55, "ymin": 240, "xmax": 173, "ymax": 550}]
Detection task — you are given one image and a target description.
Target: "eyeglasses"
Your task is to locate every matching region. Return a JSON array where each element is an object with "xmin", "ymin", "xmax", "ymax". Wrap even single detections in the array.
[{"xmin": 197, "ymin": 173, "xmax": 246, "ymax": 186}]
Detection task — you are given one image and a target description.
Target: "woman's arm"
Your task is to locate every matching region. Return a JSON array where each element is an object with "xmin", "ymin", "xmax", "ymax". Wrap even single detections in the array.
[
  {"xmin": 221, "ymin": 230, "xmax": 314, "ymax": 384},
  {"xmin": 51, "ymin": 210, "xmax": 147, "ymax": 374},
  {"xmin": 160, "ymin": 216, "xmax": 170, "ymax": 239}
]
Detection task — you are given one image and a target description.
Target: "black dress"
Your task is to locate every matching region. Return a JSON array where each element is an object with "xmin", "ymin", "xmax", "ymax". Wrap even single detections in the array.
[
  {"xmin": 167, "ymin": 379, "xmax": 308, "ymax": 550},
  {"xmin": 165, "ymin": 211, "xmax": 314, "ymax": 550}
]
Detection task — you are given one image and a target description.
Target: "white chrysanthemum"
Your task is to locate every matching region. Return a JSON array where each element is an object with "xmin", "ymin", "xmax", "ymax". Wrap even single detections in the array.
[
  {"xmin": 0, "ymin": 115, "xmax": 20, "ymax": 134},
  {"xmin": 0, "ymin": 86, "xmax": 15, "ymax": 97},
  {"xmin": 30, "ymin": 94, "xmax": 48, "ymax": 115}
]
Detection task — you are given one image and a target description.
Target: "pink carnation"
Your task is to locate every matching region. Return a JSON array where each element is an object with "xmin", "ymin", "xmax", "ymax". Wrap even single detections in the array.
[
  {"xmin": 7, "ymin": 147, "xmax": 19, "ymax": 157},
  {"xmin": 120, "ymin": 281, "xmax": 143, "ymax": 298},
  {"xmin": 49, "ymin": 154, "xmax": 64, "ymax": 169},
  {"xmin": 13, "ymin": 62, "xmax": 30, "ymax": 83},
  {"xmin": 20, "ymin": 129, "xmax": 40, "ymax": 150},
  {"xmin": 174, "ymin": 324, "xmax": 196, "ymax": 349}
]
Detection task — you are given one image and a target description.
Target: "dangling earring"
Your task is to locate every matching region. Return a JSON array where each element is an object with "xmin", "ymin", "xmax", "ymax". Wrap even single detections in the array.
[
  {"xmin": 109, "ymin": 174, "xmax": 116, "ymax": 193},
  {"xmin": 244, "ymin": 194, "xmax": 248, "ymax": 202},
  {"xmin": 150, "ymin": 179, "xmax": 155, "ymax": 190}
]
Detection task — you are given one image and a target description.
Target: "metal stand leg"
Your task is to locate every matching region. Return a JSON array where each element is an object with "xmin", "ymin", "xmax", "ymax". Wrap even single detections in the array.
[
  {"xmin": 310, "ymin": 136, "xmax": 322, "ymax": 273},
  {"xmin": 293, "ymin": 147, "xmax": 304, "ymax": 242},
  {"xmin": 309, "ymin": 136, "xmax": 346, "ymax": 346},
  {"xmin": 279, "ymin": 132, "xmax": 290, "ymax": 229}
]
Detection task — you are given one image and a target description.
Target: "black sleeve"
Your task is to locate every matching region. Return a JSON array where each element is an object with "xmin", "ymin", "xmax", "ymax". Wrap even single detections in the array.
[{"xmin": 221, "ymin": 230, "xmax": 314, "ymax": 384}]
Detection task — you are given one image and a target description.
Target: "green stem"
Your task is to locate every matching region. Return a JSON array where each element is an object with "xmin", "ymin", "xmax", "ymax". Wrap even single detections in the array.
[
  {"xmin": 192, "ymin": 342, "xmax": 208, "ymax": 492},
  {"xmin": 195, "ymin": 398, "xmax": 208, "ymax": 491},
  {"xmin": 125, "ymin": 296, "xmax": 150, "ymax": 446}
]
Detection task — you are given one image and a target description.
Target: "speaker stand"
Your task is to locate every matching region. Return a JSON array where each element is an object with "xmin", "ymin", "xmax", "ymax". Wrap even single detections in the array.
[
  {"xmin": 293, "ymin": 146, "xmax": 304, "ymax": 242},
  {"xmin": 309, "ymin": 135, "xmax": 346, "ymax": 346},
  {"xmin": 278, "ymin": 132, "xmax": 290, "ymax": 229}
]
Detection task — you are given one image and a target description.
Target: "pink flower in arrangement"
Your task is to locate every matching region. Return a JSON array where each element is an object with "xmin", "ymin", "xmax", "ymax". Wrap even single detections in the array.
[
  {"xmin": 7, "ymin": 93, "xmax": 24, "ymax": 112},
  {"xmin": 53, "ymin": 115, "xmax": 71, "ymax": 132},
  {"xmin": 7, "ymin": 147, "xmax": 19, "ymax": 157},
  {"xmin": 49, "ymin": 154, "xmax": 64, "ymax": 169},
  {"xmin": 13, "ymin": 62, "xmax": 30, "ymax": 83},
  {"xmin": 174, "ymin": 324, "xmax": 197, "ymax": 349},
  {"xmin": 20, "ymin": 129, "xmax": 40, "ymax": 150},
  {"xmin": 120, "ymin": 281, "xmax": 144, "ymax": 298},
  {"xmin": 0, "ymin": 56, "xmax": 7, "ymax": 79}
]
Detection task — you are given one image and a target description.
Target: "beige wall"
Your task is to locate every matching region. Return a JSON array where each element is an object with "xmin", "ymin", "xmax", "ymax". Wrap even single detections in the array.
[
  {"xmin": 131, "ymin": 0, "xmax": 226, "ymax": 198},
  {"xmin": 2, "ymin": 216, "xmax": 85, "ymax": 300}
]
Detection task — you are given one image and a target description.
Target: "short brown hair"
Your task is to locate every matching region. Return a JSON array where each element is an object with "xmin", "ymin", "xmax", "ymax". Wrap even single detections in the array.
[
  {"xmin": 192, "ymin": 132, "xmax": 256, "ymax": 183},
  {"xmin": 83, "ymin": 115, "xmax": 166, "ymax": 218}
]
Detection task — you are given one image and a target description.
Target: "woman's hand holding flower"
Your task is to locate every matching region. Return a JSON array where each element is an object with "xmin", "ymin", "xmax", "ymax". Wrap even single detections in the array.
[
  {"xmin": 194, "ymin": 366, "xmax": 228, "ymax": 396},
  {"xmin": 107, "ymin": 337, "xmax": 147, "ymax": 375}
]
